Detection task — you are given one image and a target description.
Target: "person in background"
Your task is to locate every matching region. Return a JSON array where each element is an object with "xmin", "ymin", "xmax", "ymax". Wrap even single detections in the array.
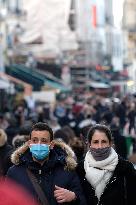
[
  {"xmin": 128, "ymin": 152, "xmax": 136, "ymax": 169},
  {"xmin": 69, "ymin": 137, "xmax": 85, "ymax": 163},
  {"xmin": 12, "ymin": 135, "xmax": 28, "ymax": 149},
  {"xmin": 5, "ymin": 114, "xmax": 19, "ymax": 146},
  {"xmin": 127, "ymin": 102, "xmax": 136, "ymax": 135},
  {"xmin": 54, "ymin": 129, "xmax": 70, "ymax": 144},
  {"xmin": 77, "ymin": 124, "xmax": 136, "ymax": 205},
  {"xmin": 0, "ymin": 114, "xmax": 9, "ymax": 130},
  {"xmin": 0, "ymin": 129, "xmax": 13, "ymax": 176},
  {"xmin": 110, "ymin": 128, "xmax": 127, "ymax": 159},
  {"xmin": 110, "ymin": 116, "xmax": 127, "ymax": 159},
  {"xmin": 7, "ymin": 122, "xmax": 86, "ymax": 205},
  {"xmin": 11, "ymin": 124, "xmax": 31, "ymax": 149}
]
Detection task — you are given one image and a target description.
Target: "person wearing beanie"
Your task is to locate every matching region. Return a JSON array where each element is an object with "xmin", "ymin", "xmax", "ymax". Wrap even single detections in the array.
[
  {"xmin": 77, "ymin": 124, "xmax": 136, "ymax": 205},
  {"xmin": 7, "ymin": 122, "xmax": 86, "ymax": 205}
]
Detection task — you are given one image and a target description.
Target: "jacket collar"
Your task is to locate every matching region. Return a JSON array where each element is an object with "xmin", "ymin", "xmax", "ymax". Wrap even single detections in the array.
[{"xmin": 11, "ymin": 140, "xmax": 77, "ymax": 171}]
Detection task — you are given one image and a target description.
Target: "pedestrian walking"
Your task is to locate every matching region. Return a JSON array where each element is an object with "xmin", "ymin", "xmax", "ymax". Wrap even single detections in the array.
[
  {"xmin": 77, "ymin": 124, "xmax": 136, "ymax": 205},
  {"xmin": 0, "ymin": 129, "xmax": 13, "ymax": 176},
  {"xmin": 7, "ymin": 122, "xmax": 86, "ymax": 205}
]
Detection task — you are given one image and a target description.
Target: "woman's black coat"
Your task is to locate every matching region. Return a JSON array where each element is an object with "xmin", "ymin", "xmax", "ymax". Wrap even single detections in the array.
[{"xmin": 77, "ymin": 157, "xmax": 136, "ymax": 205}]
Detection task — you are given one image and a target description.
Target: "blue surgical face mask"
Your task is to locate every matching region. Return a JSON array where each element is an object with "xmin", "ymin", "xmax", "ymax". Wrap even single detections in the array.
[{"xmin": 30, "ymin": 144, "xmax": 50, "ymax": 161}]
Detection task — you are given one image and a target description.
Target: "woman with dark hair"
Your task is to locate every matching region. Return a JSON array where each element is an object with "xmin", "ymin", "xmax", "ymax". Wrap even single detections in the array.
[{"xmin": 77, "ymin": 124, "xmax": 136, "ymax": 205}]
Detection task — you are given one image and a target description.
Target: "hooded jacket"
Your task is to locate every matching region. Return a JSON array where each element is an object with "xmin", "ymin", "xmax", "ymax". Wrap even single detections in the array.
[{"xmin": 7, "ymin": 140, "xmax": 86, "ymax": 205}]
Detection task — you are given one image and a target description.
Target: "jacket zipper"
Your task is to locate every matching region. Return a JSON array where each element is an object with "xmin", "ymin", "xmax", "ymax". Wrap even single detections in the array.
[
  {"xmin": 39, "ymin": 169, "xmax": 42, "ymax": 184},
  {"xmin": 97, "ymin": 176, "xmax": 117, "ymax": 205}
]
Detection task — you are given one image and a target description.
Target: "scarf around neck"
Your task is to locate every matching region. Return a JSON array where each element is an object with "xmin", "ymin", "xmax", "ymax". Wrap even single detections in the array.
[{"xmin": 84, "ymin": 147, "xmax": 118, "ymax": 199}]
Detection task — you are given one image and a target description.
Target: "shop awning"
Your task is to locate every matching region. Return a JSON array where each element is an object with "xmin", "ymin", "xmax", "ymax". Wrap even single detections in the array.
[
  {"xmin": 0, "ymin": 72, "xmax": 32, "ymax": 95},
  {"xmin": 6, "ymin": 64, "xmax": 70, "ymax": 92},
  {"xmin": 89, "ymin": 82, "xmax": 111, "ymax": 89}
]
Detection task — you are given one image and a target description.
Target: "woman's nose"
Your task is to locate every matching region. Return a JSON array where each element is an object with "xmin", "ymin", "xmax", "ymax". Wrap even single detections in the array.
[{"xmin": 97, "ymin": 143, "xmax": 103, "ymax": 148}]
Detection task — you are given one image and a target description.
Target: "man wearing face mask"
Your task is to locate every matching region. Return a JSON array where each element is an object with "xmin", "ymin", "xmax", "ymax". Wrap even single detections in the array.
[
  {"xmin": 7, "ymin": 122, "xmax": 87, "ymax": 205},
  {"xmin": 77, "ymin": 124, "xmax": 136, "ymax": 205}
]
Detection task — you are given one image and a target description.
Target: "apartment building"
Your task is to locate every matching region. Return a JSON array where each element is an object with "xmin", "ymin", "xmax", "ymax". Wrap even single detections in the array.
[{"xmin": 123, "ymin": 0, "xmax": 136, "ymax": 93}]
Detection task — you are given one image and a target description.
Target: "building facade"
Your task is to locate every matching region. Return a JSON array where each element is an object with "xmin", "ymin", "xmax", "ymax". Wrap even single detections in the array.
[{"xmin": 123, "ymin": 0, "xmax": 136, "ymax": 93}]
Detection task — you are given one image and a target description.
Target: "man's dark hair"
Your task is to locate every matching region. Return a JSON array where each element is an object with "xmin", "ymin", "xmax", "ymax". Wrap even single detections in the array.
[{"xmin": 30, "ymin": 122, "xmax": 54, "ymax": 141}]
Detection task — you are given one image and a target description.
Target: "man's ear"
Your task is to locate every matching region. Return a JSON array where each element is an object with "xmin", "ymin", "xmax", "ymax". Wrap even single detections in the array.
[
  {"xmin": 50, "ymin": 141, "xmax": 55, "ymax": 149},
  {"xmin": 28, "ymin": 140, "xmax": 31, "ymax": 147}
]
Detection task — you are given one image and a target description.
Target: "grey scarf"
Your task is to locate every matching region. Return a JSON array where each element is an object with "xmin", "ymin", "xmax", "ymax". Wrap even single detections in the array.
[{"xmin": 89, "ymin": 147, "xmax": 111, "ymax": 161}]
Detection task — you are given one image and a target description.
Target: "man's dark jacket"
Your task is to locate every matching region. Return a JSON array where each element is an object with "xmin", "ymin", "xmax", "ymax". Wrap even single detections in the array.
[{"xmin": 7, "ymin": 140, "xmax": 87, "ymax": 205}]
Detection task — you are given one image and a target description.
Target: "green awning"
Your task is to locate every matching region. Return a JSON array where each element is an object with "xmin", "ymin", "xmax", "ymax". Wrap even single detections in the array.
[
  {"xmin": 44, "ymin": 79, "xmax": 70, "ymax": 92},
  {"xmin": 6, "ymin": 64, "xmax": 70, "ymax": 92}
]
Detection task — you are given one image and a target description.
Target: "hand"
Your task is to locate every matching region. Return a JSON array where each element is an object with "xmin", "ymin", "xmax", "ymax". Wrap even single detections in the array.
[{"xmin": 54, "ymin": 185, "xmax": 76, "ymax": 203}]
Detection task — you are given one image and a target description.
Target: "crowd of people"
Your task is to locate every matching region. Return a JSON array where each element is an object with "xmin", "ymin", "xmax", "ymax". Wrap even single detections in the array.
[{"xmin": 0, "ymin": 92, "xmax": 136, "ymax": 204}]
